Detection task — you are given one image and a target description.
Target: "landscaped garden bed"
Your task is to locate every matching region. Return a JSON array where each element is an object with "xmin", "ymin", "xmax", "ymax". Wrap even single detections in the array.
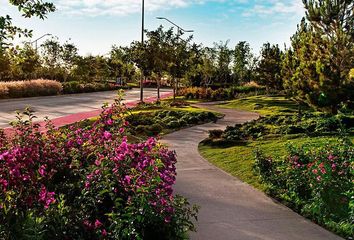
[
  {"xmin": 0, "ymin": 97, "xmax": 201, "ymax": 239},
  {"xmin": 178, "ymin": 83, "xmax": 266, "ymax": 101},
  {"xmin": 200, "ymin": 95, "xmax": 354, "ymax": 239}
]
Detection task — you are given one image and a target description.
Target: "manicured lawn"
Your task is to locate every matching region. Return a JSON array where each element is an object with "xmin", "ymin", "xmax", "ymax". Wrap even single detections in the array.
[
  {"xmin": 199, "ymin": 136, "xmax": 354, "ymax": 191},
  {"xmin": 219, "ymin": 95, "xmax": 312, "ymax": 116}
]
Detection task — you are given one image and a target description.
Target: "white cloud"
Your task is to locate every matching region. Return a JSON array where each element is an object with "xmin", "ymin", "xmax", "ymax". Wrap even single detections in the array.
[
  {"xmin": 243, "ymin": 0, "xmax": 304, "ymax": 17},
  {"xmin": 54, "ymin": 0, "xmax": 203, "ymax": 16}
]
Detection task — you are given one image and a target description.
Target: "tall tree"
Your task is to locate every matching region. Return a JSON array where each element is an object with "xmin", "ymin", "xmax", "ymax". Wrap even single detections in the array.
[
  {"xmin": 214, "ymin": 41, "xmax": 233, "ymax": 86},
  {"xmin": 256, "ymin": 43, "xmax": 283, "ymax": 91},
  {"xmin": 233, "ymin": 41, "xmax": 255, "ymax": 84},
  {"xmin": 61, "ymin": 41, "xmax": 79, "ymax": 81},
  {"xmin": 145, "ymin": 26, "xmax": 174, "ymax": 99},
  {"xmin": 284, "ymin": 0, "xmax": 354, "ymax": 113}
]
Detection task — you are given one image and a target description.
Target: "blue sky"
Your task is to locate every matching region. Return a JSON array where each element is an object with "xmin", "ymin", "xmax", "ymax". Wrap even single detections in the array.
[{"xmin": 1, "ymin": 0, "xmax": 305, "ymax": 55}]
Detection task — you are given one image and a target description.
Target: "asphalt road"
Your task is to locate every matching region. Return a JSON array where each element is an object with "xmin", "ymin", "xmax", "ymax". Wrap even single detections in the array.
[
  {"xmin": 0, "ymin": 88, "xmax": 172, "ymax": 128},
  {"xmin": 162, "ymin": 102, "xmax": 342, "ymax": 240}
]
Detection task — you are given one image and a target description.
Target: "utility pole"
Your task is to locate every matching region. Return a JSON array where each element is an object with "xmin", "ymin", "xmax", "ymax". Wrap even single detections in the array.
[{"xmin": 140, "ymin": 0, "xmax": 145, "ymax": 102}]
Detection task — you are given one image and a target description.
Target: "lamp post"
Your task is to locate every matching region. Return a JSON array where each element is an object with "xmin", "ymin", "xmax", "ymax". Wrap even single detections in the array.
[
  {"xmin": 140, "ymin": 0, "xmax": 145, "ymax": 102},
  {"xmin": 156, "ymin": 17, "xmax": 194, "ymax": 36},
  {"xmin": 31, "ymin": 33, "xmax": 52, "ymax": 52},
  {"xmin": 156, "ymin": 17, "xmax": 193, "ymax": 100}
]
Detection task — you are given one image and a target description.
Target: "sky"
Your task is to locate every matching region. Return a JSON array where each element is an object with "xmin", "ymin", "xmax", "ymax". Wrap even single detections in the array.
[{"xmin": 1, "ymin": 0, "xmax": 306, "ymax": 56}]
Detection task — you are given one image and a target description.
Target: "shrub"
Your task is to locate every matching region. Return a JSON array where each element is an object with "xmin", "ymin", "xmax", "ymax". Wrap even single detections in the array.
[
  {"xmin": 62, "ymin": 81, "xmax": 128, "ymax": 94},
  {"xmin": 0, "ymin": 97, "xmax": 198, "ymax": 239},
  {"xmin": 0, "ymin": 79, "xmax": 63, "ymax": 98},
  {"xmin": 179, "ymin": 85, "xmax": 266, "ymax": 101},
  {"xmin": 254, "ymin": 140, "xmax": 354, "ymax": 238},
  {"xmin": 167, "ymin": 121, "xmax": 181, "ymax": 129},
  {"xmin": 208, "ymin": 129, "xmax": 223, "ymax": 139}
]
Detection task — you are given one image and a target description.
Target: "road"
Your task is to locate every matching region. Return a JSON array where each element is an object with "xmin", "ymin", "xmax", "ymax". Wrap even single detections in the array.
[
  {"xmin": 162, "ymin": 102, "xmax": 342, "ymax": 240},
  {"xmin": 0, "ymin": 88, "xmax": 172, "ymax": 128}
]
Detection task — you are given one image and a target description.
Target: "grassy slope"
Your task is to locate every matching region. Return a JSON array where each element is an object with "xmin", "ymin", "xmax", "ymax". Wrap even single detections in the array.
[
  {"xmin": 200, "ymin": 95, "xmax": 353, "ymax": 190},
  {"xmin": 200, "ymin": 136, "xmax": 354, "ymax": 191},
  {"xmin": 219, "ymin": 95, "xmax": 312, "ymax": 116}
]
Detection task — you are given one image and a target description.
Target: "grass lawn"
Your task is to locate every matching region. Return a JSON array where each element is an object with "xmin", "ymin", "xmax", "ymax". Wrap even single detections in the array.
[
  {"xmin": 199, "ymin": 136, "xmax": 354, "ymax": 191},
  {"xmin": 219, "ymin": 95, "xmax": 312, "ymax": 116},
  {"xmin": 201, "ymin": 94, "xmax": 354, "ymax": 190}
]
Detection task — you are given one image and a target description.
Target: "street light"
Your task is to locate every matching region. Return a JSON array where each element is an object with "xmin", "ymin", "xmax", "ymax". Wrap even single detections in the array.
[
  {"xmin": 156, "ymin": 17, "xmax": 194, "ymax": 100},
  {"xmin": 156, "ymin": 17, "xmax": 194, "ymax": 36},
  {"xmin": 140, "ymin": 0, "xmax": 145, "ymax": 102},
  {"xmin": 31, "ymin": 33, "xmax": 52, "ymax": 52}
]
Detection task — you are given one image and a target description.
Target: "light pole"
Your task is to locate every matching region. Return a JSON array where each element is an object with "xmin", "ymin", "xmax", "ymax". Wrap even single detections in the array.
[
  {"xmin": 31, "ymin": 33, "xmax": 52, "ymax": 52},
  {"xmin": 156, "ymin": 17, "xmax": 194, "ymax": 36},
  {"xmin": 140, "ymin": 0, "xmax": 145, "ymax": 102},
  {"xmin": 156, "ymin": 17, "xmax": 194, "ymax": 100}
]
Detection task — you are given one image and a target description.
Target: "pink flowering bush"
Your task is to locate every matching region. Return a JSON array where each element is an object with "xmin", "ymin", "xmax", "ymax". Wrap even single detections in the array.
[
  {"xmin": 0, "ymin": 97, "xmax": 198, "ymax": 239},
  {"xmin": 253, "ymin": 139, "xmax": 354, "ymax": 238}
]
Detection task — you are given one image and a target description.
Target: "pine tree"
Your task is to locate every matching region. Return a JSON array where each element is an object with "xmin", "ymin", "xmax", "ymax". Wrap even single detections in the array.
[{"xmin": 284, "ymin": 0, "xmax": 354, "ymax": 113}]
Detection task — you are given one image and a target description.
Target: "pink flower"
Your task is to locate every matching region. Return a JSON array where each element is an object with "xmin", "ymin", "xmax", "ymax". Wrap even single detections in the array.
[
  {"xmin": 38, "ymin": 165, "xmax": 46, "ymax": 177},
  {"xmin": 119, "ymin": 128, "xmax": 125, "ymax": 134},
  {"xmin": 124, "ymin": 175, "xmax": 131, "ymax": 184},
  {"xmin": 312, "ymin": 169, "xmax": 318, "ymax": 174},
  {"xmin": 106, "ymin": 119, "xmax": 113, "ymax": 125},
  {"xmin": 316, "ymin": 175, "xmax": 322, "ymax": 181},
  {"xmin": 102, "ymin": 229, "xmax": 107, "ymax": 237},
  {"xmin": 103, "ymin": 131, "xmax": 112, "ymax": 140},
  {"xmin": 320, "ymin": 168, "xmax": 326, "ymax": 174},
  {"xmin": 94, "ymin": 219, "xmax": 103, "ymax": 229}
]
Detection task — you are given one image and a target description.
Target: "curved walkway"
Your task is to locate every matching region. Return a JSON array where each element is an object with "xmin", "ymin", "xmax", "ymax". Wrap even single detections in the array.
[{"xmin": 161, "ymin": 102, "xmax": 342, "ymax": 240}]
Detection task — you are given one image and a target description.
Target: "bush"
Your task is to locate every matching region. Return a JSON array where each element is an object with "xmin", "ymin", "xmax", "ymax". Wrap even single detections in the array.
[
  {"xmin": 0, "ymin": 98, "xmax": 198, "ymax": 239},
  {"xmin": 62, "ymin": 81, "xmax": 128, "ymax": 94},
  {"xmin": 0, "ymin": 79, "xmax": 63, "ymax": 98},
  {"xmin": 179, "ymin": 85, "xmax": 266, "ymax": 101},
  {"xmin": 167, "ymin": 120, "xmax": 181, "ymax": 129},
  {"xmin": 253, "ymin": 140, "xmax": 354, "ymax": 238}
]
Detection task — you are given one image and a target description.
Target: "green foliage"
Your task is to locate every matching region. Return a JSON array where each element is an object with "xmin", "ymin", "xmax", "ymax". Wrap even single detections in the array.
[
  {"xmin": 126, "ymin": 109, "xmax": 218, "ymax": 137},
  {"xmin": 1, "ymin": 1, "xmax": 55, "ymax": 49},
  {"xmin": 62, "ymin": 81, "xmax": 129, "ymax": 94},
  {"xmin": 255, "ymin": 43, "xmax": 284, "ymax": 91},
  {"xmin": 283, "ymin": 1, "xmax": 354, "ymax": 113},
  {"xmin": 212, "ymin": 112, "xmax": 353, "ymax": 143},
  {"xmin": 254, "ymin": 140, "xmax": 354, "ymax": 238},
  {"xmin": 179, "ymin": 85, "xmax": 265, "ymax": 101}
]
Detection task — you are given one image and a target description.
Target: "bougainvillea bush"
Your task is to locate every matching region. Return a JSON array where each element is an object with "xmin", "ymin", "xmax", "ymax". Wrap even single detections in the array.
[
  {"xmin": 0, "ymin": 97, "xmax": 198, "ymax": 239},
  {"xmin": 254, "ymin": 139, "xmax": 354, "ymax": 238}
]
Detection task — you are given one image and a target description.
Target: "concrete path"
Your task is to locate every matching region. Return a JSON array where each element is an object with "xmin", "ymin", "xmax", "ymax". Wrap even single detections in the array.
[
  {"xmin": 0, "ymin": 88, "xmax": 172, "ymax": 128},
  {"xmin": 161, "ymin": 102, "xmax": 342, "ymax": 240}
]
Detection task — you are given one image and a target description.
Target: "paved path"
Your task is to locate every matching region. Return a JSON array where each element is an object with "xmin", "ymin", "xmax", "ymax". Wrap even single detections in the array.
[
  {"xmin": 0, "ymin": 88, "xmax": 172, "ymax": 128},
  {"xmin": 161, "ymin": 102, "xmax": 342, "ymax": 240}
]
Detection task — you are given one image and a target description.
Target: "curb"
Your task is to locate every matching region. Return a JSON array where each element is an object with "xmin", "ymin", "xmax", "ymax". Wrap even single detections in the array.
[{"xmin": 3, "ymin": 92, "xmax": 173, "ymax": 137}]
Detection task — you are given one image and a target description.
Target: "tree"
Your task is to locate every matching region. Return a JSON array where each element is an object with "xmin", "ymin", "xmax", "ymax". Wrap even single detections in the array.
[
  {"xmin": 145, "ymin": 26, "xmax": 174, "ymax": 99},
  {"xmin": 283, "ymin": 0, "xmax": 354, "ymax": 113},
  {"xmin": 41, "ymin": 38, "xmax": 63, "ymax": 80},
  {"xmin": 233, "ymin": 41, "xmax": 255, "ymax": 84},
  {"xmin": 12, "ymin": 44, "xmax": 41, "ymax": 79},
  {"xmin": 256, "ymin": 43, "xmax": 283, "ymax": 91},
  {"xmin": 108, "ymin": 46, "xmax": 137, "ymax": 83},
  {"xmin": 0, "ymin": 49, "xmax": 12, "ymax": 80},
  {"xmin": 168, "ymin": 31, "xmax": 193, "ymax": 99},
  {"xmin": 213, "ymin": 41, "xmax": 233, "ymax": 86},
  {"xmin": 61, "ymin": 41, "xmax": 79, "ymax": 81},
  {"xmin": 0, "ymin": 0, "xmax": 55, "ymax": 49}
]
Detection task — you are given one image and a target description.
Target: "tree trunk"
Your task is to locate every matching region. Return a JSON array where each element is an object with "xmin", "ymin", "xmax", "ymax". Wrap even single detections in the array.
[
  {"xmin": 157, "ymin": 76, "xmax": 161, "ymax": 100},
  {"xmin": 173, "ymin": 77, "xmax": 176, "ymax": 101}
]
